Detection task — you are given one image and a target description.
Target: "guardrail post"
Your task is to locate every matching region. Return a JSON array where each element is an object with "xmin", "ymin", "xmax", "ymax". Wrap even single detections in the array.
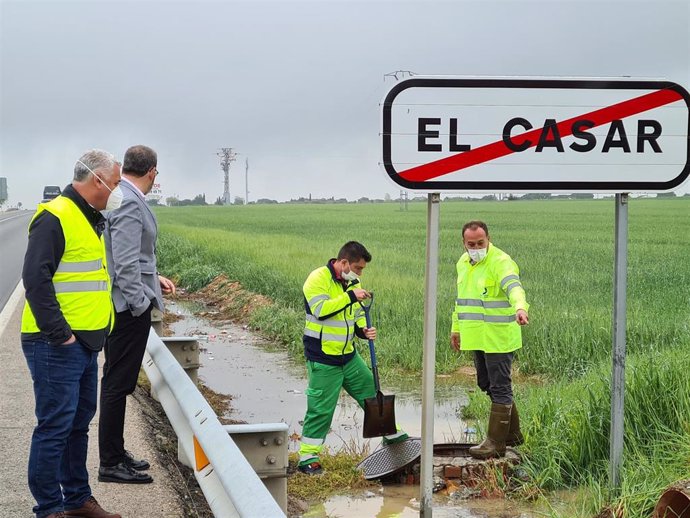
[
  {"xmin": 160, "ymin": 337, "xmax": 200, "ymax": 386},
  {"xmin": 151, "ymin": 307, "xmax": 164, "ymax": 336},
  {"xmin": 148, "ymin": 310, "xmax": 165, "ymax": 402},
  {"xmin": 147, "ymin": 335, "xmax": 200, "ymax": 403},
  {"xmin": 147, "ymin": 312, "xmax": 199, "ymax": 398},
  {"xmin": 224, "ymin": 424, "xmax": 289, "ymax": 513},
  {"xmin": 159, "ymin": 336, "xmax": 201, "ymax": 467}
]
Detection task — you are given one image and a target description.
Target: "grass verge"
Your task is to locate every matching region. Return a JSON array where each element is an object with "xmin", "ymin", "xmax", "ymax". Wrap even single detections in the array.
[{"xmin": 287, "ymin": 449, "xmax": 379, "ymax": 502}]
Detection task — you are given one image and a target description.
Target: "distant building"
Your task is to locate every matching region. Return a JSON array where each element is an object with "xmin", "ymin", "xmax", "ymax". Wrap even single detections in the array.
[
  {"xmin": 146, "ymin": 183, "xmax": 163, "ymax": 204},
  {"xmin": 0, "ymin": 177, "xmax": 7, "ymax": 204}
]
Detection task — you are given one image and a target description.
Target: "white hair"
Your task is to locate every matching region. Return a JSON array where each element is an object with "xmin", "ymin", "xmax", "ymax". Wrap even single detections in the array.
[{"xmin": 74, "ymin": 149, "xmax": 118, "ymax": 182}]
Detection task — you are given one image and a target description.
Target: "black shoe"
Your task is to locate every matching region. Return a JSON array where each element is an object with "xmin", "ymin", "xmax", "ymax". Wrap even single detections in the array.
[
  {"xmin": 124, "ymin": 450, "xmax": 150, "ymax": 471},
  {"xmin": 297, "ymin": 462, "xmax": 323, "ymax": 475},
  {"xmin": 98, "ymin": 462, "xmax": 153, "ymax": 484}
]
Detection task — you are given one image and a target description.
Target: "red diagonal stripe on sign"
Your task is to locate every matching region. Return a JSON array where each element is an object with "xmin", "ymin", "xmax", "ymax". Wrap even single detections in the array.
[{"xmin": 397, "ymin": 88, "xmax": 684, "ymax": 182}]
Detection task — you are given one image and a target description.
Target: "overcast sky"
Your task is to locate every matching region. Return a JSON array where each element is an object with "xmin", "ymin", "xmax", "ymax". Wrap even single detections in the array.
[{"xmin": 1, "ymin": 0, "xmax": 688, "ymax": 206}]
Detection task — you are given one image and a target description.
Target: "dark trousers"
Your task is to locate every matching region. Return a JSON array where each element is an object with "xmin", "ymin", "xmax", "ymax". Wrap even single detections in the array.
[
  {"xmin": 98, "ymin": 305, "xmax": 152, "ymax": 467},
  {"xmin": 473, "ymin": 350, "xmax": 514, "ymax": 405},
  {"xmin": 22, "ymin": 338, "xmax": 98, "ymax": 518}
]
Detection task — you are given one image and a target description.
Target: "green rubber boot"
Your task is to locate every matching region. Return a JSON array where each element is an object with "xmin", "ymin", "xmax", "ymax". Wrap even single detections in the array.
[
  {"xmin": 506, "ymin": 402, "xmax": 524, "ymax": 447},
  {"xmin": 469, "ymin": 402, "xmax": 512, "ymax": 460}
]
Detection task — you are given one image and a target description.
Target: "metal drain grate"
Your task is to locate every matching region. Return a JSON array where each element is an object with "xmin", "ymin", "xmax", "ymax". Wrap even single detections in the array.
[{"xmin": 357, "ymin": 438, "xmax": 422, "ymax": 480}]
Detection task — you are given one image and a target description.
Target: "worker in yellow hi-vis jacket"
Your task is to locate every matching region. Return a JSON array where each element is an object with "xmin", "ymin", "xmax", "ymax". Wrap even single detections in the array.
[
  {"xmin": 451, "ymin": 220, "xmax": 530, "ymax": 460},
  {"xmin": 297, "ymin": 241, "xmax": 408, "ymax": 475}
]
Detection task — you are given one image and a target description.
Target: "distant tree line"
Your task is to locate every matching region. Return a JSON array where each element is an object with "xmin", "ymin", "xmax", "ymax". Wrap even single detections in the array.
[
  {"xmin": 151, "ymin": 191, "xmax": 687, "ymax": 207},
  {"xmin": 163, "ymin": 194, "xmax": 208, "ymax": 206}
]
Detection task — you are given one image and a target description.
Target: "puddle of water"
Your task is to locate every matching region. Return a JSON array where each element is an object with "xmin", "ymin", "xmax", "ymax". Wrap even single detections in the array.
[
  {"xmin": 305, "ymin": 484, "xmax": 544, "ymax": 518},
  {"xmin": 307, "ymin": 485, "xmax": 588, "ymax": 518},
  {"xmin": 167, "ymin": 301, "xmax": 476, "ymax": 453}
]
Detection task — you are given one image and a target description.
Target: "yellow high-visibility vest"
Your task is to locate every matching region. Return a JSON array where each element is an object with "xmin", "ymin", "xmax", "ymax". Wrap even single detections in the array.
[
  {"xmin": 303, "ymin": 265, "xmax": 366, "ymax": 357},
  {"xmin": 21, "ymin": 196, "xmax": 113, "ymax": 334},
  {"xmin": 451, "ymin": 244, "xmax": 529, "ymax": 353}
]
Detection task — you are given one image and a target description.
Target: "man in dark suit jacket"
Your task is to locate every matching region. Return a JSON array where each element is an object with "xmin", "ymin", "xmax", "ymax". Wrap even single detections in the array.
[{"xmin": 98, "ymin": 145, "xmax": 175, "ymax": 484}]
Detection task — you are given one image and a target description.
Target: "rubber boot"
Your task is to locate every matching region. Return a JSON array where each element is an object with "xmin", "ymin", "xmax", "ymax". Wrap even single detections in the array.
[
  {"xmin": 469, "ymin": 402, "xmax": 512, "ymax": 460},
  {"xmin": 506, "ymin": 402, "xmax": 524, "ymax": 447}
]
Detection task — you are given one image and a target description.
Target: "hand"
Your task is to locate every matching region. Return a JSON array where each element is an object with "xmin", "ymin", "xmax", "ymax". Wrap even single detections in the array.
[
  {"xmin": 352, "ymin": 288, "xmax": 370, "ymax": 301},
  {"xmin": 62, "ymin": 334, "xmax": 76, "ymax": 345},
  {"xmin": 516, "ymin": 309, "xmax": 529, "ymax": 325},
  {"xmin": 450, "ymin": 332, "xmax": 460, "ymax": 352},
  {"xmin": 363, "ymin": 327, "xmax": 377, "ymax": 340},
  {"xmin": 159, "ymin": 275, "xmax": 176, "ymax": 295}
]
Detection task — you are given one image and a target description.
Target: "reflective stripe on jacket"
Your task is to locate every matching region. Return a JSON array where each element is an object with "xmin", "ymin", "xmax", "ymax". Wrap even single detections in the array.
[
  {"xmin": 21, "ymin": 196, "xmax": 113, "ymax": 333},
  {"xmin": 451, "ymin": 244, "xmax": 528, "ymax": 353},
  {"xmin": 303, "ymin": 264, "xmax": 366, "ymax": 358}
]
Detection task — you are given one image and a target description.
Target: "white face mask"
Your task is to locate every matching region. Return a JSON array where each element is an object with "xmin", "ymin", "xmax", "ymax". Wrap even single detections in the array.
[
  {"xmin": 467, "ymin": 247, "xmax": 488, "ymax": 263},
  {"xmin": 77, "ymin": 160, "xmax": 123, "ymax": 211},
  {"xmin": 103, "ymin": 184, "xmax": 124, "ymax": 211},
  {"xmin": 341, "ymin": 268, "xmax": 359, "ymax": 282}
]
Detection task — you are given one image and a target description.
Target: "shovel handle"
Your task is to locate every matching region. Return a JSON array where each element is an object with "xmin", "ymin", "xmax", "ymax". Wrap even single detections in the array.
[{"xmin": 360, "ymin": 294, "xmax": 381, "ymax": 393}]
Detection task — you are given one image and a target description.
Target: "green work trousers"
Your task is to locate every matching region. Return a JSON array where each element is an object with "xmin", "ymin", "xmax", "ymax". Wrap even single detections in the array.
[{"xmin": 300, "ymin": 351, "xmax": 395, "ymax": 466}]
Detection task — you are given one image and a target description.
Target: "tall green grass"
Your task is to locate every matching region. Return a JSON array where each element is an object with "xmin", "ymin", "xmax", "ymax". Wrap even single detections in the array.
[
  {"xmin": 516, "ymin": 348, "xmax": 690, "ymax": 517},
  {"xmin": 156, "ymin": 198, "xmax": 690, "ymax": 378}
]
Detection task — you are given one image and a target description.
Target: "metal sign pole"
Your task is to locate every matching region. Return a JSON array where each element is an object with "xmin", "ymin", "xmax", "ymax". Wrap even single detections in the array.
[
  {"xmin": 420, "ymin": 193, "xmax": 440, "ymax": 517},
  {"xmin": 609, "ymin": 192, "xmax": 628, "ymax": 492}
]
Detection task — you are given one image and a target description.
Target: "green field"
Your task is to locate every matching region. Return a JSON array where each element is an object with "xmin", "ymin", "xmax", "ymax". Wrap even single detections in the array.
[
  {"xmin": 155, "ymin": 198, "xmax": 690, "ymax": 377},
  {"xmin": 155, "ymin": 198, "xmax": 690, "ymax": 517}
]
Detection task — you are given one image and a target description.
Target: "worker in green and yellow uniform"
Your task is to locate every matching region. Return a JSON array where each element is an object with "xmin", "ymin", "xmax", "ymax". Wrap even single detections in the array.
[
  {"xmin": 450, "ymin": 221, "xmax": 530, "ymax": 460},
  {"xmin": 298, "ymin": 241, "xmax": 408, "ymax": 475}
]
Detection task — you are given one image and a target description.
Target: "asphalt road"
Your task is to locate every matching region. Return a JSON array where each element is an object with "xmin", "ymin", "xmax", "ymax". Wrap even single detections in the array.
[{"xmin": 0, "ymin": 211, "xmax": 32, "ymax": 310}]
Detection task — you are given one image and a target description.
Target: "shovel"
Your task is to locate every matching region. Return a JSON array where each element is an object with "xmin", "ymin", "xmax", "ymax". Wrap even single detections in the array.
[{"xmin": 359, "ymin": 294, "xmax": 397, "ymax": 438}]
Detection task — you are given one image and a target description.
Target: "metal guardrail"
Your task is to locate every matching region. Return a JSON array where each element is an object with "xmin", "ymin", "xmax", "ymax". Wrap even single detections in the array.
[{"xmin": 143, "ymin": 328, "xmax": 287, "ymax": 518}]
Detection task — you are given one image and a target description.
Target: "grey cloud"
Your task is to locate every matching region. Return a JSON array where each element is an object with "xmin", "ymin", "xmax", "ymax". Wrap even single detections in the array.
[{"xmin": 1, "ymin": 0, "xmax": 688, "ymax": 206}]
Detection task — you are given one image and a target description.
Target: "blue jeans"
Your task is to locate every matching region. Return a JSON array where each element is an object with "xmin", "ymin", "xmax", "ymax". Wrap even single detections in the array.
[{"xmin": 22, "ymin": 338, "xmax": 98, "ymax": 518}]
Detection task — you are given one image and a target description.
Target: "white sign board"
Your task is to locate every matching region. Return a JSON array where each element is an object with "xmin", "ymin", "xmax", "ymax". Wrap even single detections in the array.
[{"xmin": 382, "ymin": 78, "xmax": 690, "ymax": 192}]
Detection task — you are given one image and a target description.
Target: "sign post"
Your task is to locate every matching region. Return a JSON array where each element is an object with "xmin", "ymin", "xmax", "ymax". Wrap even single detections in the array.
[
  {"xmin": 381, "ymin": 77, "xmax": 690, "ymax": 515},
  {"xmin": 420, "ymin": 192, "xmax": 440, "ymax": 516},
  {"xmin": 610, "ymin": 192, "xmax": 629, "ymax": 492},
  {"xmin": 0, "ymin": 177, "xmax": 7, "ymax": 205}
]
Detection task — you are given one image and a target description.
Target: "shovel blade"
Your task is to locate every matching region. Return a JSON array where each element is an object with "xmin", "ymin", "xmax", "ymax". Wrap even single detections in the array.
[{"xmin": 363, "ymin": 392, "xmax": 397, "ymax": 438}]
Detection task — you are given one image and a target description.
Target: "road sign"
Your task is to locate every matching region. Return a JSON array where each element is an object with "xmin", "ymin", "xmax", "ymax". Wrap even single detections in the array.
[
  {"xmin": 381, "ymin": 78, "xmax": 690, "ymax": 192},
  {"xmin": 0, "ymin": 178, "xmax": 7, "ymax": 203}
]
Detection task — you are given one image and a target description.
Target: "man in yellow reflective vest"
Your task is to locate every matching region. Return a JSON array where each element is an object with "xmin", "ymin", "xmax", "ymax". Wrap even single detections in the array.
[
  {"xmin": 450, "ymin": 221, "xmax": 530, "ymax": 460},
  {"xmin": 298, "ymin": 241, "xmax": 408, "ymax": 475},
  {"xmin": 21, "ymin": 150, "xmax": 122, "ymax": 518}
]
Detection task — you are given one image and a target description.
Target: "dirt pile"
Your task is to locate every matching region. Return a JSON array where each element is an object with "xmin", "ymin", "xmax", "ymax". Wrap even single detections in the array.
[{"xmin": 185, "ymin": 274, "xmax": 273, "ymax": 322}]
